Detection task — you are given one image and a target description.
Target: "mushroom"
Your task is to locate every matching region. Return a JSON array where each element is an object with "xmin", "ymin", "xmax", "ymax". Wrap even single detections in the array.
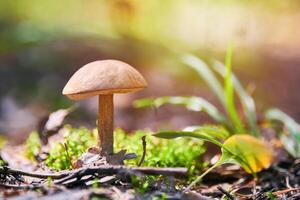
[{"xmin": 62, "ymin": 60, "xmax": 147, "ymax": 156}]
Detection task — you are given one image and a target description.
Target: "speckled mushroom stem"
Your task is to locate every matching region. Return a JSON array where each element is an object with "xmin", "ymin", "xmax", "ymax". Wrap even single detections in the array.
[{"xmin": 98, "ymin": 94, "xmax": 114, "ymax": 155}]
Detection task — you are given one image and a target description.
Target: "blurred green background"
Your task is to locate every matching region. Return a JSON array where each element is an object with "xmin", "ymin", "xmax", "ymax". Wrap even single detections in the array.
[{"xmin": 1, "ymin": 0, "xmax": 300, "ymax": 141}]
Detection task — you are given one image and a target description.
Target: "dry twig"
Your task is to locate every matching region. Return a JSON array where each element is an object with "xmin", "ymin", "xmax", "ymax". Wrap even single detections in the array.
[
  {"xmin": 138, "ymin": 136, "xmax": 146, "ymax": 167},
  {"xmin": 217, "ymin": 186, "xmax": 234, "ymax": 200},
  {"xmin": 1, "ymin": 165, "xmax": 187, "ymax": 178}
]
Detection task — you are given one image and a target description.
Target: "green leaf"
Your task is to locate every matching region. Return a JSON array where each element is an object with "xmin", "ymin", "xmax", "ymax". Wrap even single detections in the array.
[
  {"xmin": 115, "ymin": 129, "xmax": 206, "ymax": 172},
  {"xmin": 0, "ymin": 135, "xmax": 6, "ymax": 149},
  {"xmin": 134, "ymin": 96, "xmax": 230, "ymax": 129},
  {"xmin": 223, "ymin": 44, "xmax": 245, "ymax": 133},
  {"xmin": 169, "ymin": 132, "xmax": 273, "ymax": 190},
  {"xmin": 266, "ymin": 108, "xmax": 300, "ymax": 157},
  {"xmin": 183, "ymin": 125, "xmax": 230, "ymax": 140},
  {"xmin": 155, "ymin": 130, "xmax": 272, "ymax": 174},
  {"xmin": 213, "ymin": 60, "xmax": 258, "ymax": 136},
  {"xmin": 182, "ymin": 54, "xmax": 226, "ymax": 106},
  {"xmin": 154, "ymin": 130, "xmax": 224, "ymax": 147}
]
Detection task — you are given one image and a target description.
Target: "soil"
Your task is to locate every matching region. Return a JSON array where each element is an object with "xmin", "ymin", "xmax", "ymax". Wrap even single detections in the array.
[{"xmin": 1, "ymin": 142, "xmax": 300, "ymax": 200}]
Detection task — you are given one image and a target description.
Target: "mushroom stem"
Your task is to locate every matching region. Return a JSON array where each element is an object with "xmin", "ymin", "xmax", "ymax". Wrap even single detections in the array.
[{"xmin": 98, "ymin": 94, "xmax": 114, "ymax": 155}]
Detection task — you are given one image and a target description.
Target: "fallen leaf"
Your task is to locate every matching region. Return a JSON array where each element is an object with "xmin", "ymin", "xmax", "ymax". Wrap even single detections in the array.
[
  {"xmin": 38, "ymin": 105, "xmax": 77, "ymax": 144},
  {"xmin": 221, "ymin": 135, "xmax": 273, "ymax": 173}
]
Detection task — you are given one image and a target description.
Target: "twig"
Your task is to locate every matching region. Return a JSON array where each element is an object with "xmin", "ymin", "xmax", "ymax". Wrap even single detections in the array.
[
  {"xmin": 272, "ymin": 188, "xmax": 300, "ymax": 196},
  {"xmin": 138, "ymin": 136, "xmax": 146, "ymax": 166},
  {"xmin": 0, "ymin": 165, "xmax": 188, "ymax": 180},
  {"xmin": 0, "ymin": 166, "xmax": 65, "ymax": 179},
  {"xmin": 285, "ymin": 176, "xmax": 292, "ymax": 189},
  {"xmin": 290, "ymin": 193, "xmax": 300, "ymax": 199},
  {"xmin": 63, "ymin": 143, "xmax": 73, "ymax": 168},
  {"xmin": 217, "ymin": 186, "xmax": 234, "ymax": 200},
  {"xmin": 0, "ymin": 165, "xmax": 188, "ymax": 191},
  {"xmin": 0, "ymin": 182, "xmax": 43, "ymax": 190}
]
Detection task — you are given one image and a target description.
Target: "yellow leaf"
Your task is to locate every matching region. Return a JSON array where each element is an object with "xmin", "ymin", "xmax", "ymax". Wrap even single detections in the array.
[
  {"xmin": 0, "ymin": 135, "xmax": 6, "ymax": 149},
  {"xmin": 222, "ymin": 135, "xmax": 273, "ymax": 173}
]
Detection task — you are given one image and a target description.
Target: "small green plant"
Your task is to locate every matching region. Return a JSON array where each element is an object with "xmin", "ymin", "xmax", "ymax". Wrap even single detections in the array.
[
  {"xmin": 130, "ymin": 175, "xmax": 157, "ymax": 194},
  {"xmin": 47, "ymin": 177, "xmax": 53, "ymax": 187},
  {"xmin": 25, "ymin": 131, "xmax": 42, "ymax": 160},
  {"xmin": 0, "ymin": 135, "xmax": 6, "ymax": 166},
  {"xmin": 266, "ymin": 191, "xmax": 278, "ymax": 200},
  {"xmin": 135, "ymin": 46, "xmax": 300, "ymax": 159},
  {"xmin": 45, "ymin": 125, "xmax": 96, "ymax": 170},
  {"xmin": 115, "ymin": 129, "xmax": 206, "ymax": 192},
  {"xmin": 135, "ymin": 45, "xmax": 258, "ymax": 136},
  {"xmin": 115, "ymin": 129, "xmax": 206, "ymax": 173},
  {"xmin": 134, "ymin": 46, "xmax": 274, "ymax": 187},
  {"xmin": 0, "ymin": 159, "xmax": 5, "ymax": 166},
  {"xmin": 92, "ymin": 178, "xmax": 100, "ymax": 188},
  {"xmin": 154, "ymin": 125, "xmax": 273, "ymax": 190},
  {"xmin": 0, "ymin": 135, "xmax": 6, "ymax": 149},
  {"xmin": 266, "ymin": 108, "xmax": 300, "ymax": 158}
]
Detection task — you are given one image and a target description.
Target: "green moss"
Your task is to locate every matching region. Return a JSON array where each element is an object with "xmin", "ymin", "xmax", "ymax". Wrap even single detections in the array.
[
  {"xmin": 114, "ymin": 129, "xmax": 206, "ymax": 173},
  {"xmin": 0, "ymin": 159, "xmax": 5, "ymax": 166},
  {"xmin": 45, "ymin": 125, "xmax": 96, "ymax": 170},
  {"xmin": 25, "ymin": 131, "xmax": 42, "ymax": 160},
  {"xmin": 25, "ymin": 125, "xmax": 206, "ymax": 172},
  {"xmin": 0, "ymin": 135, "xmax": 7, "ymax": 166}
]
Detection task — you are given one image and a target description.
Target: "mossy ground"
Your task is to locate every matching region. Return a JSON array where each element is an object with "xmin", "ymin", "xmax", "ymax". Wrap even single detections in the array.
[{"xmin": 25, "ymin": 125, "xmax": 207, "ymax": 173}]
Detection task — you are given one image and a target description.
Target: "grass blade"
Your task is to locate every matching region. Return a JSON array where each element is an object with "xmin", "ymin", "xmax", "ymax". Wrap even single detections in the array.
[
  {"xmin": 212, "ymin": 60, "xmax": 258, "ymax": 136},
  {"xmin": 154, "ymin": 130, "xmax": 224, "ymax": 147},
  {"xmin": 224, "ymin": 44, "xmax": 245, "ymax": 133},
  {"xmin": 182, "ymin": 54, "xmax": 226, "ymax": 106},
  {"xmin": 183, "ymin": 125, "xmax": 230, "ymax": 140},
  {"xmin": 266, "ymin": 108, "xmax": 300, "ymax": 157},
  {"xmin": 134, "ymin": 96, "xmax": 231, "ymax": 129}
]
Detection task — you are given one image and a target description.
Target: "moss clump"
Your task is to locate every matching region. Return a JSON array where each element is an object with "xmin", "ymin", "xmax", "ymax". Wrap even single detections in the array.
[
  {"xmin": 0, "ymin": 159, "xmax": 5, "ymax": 166},
  {"xmin": 25, "ymin": 125, "xmax": 206, "ymax": 172},
  {"xmin": 115, "ymin": 129, "xmax": 206, "ymax": 173},
  {"xmin": 25, "ymin": 131, "xmax": 42, "ymax": 160},
  {"xmin": 45, "ymin": 125, "xmax": 97, "ymax": 170}
]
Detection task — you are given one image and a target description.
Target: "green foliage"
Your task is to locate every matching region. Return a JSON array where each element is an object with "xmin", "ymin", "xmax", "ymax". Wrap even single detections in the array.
[
  {"xmin": 0, "ymin": 159, "xmax": 5, "ymax": 166},
  {"xmin": 155, "ymin": 126, "xmax": 227, "ymax": 147},
  {"xmin": 0, "ymin": 135, "xmax": 6, "ymax": 149},
  {"xmin": 91, "ymin": 178, "xmax": 100, "ymax": 189},
  {"xmin": 182, "ymin": 52, "xmax": 257, "ymax": 134},
  {"xmin": 266, "ymin": 191, "xmax": 278, "ymax": 200},
  {"xmin": 135, "ymin": 51, "xmax": 258, "ymax": 136},
  {"xmin": 154, "ymin": 127, "xmax": 273, "ymax": 187},
  {"xmin": 130, "ymin": 175, "xmax": 157, "ymax": 194},
  {"xmin": 182, "ymin": 54, "xmax": 225, "ymax": 106},
  {"xmin": 0, "ymin": 135, "xmax": 6, "ymax": 166},
  {"xmin": 155, "ymin": 126, "xmax": 272, "ymax": 174},
  {"xmin": 133, "ymin": 50, "xmax": 275, "ymax": 186},
  {"xmin": 134, "ymin": 97, "xmax": 230, "ymax": 129},
  {"xmin": 25, "ymin": 131, "xmax": 42, "ymax": 160},
  {"xmin": 221, "ymin": 135, "xmax": 272, "ymax": 174},
  {"xmin": 224, "ymin": 44, "xmax": 245, "ymax": 133},
  {"xmin": 45, "ymin": 126, "xmax": 96, "ymax": 170},
  {"xmin": 115, "ymin": 129, "xmax": 206, "ymax": 173},
  {"xmin": 25, "ymin": 126, "xmax": 206, "ymax": 171},
  {"xmin": 47, "ymin": 177, "xmax": 53, "ymax": 187},
  {"xmin": 212, "ymin": 60, "xmax": 258, "ymax": 136},
  {"xmin": 183, "ymin": 125, "xmax": 230, "ymax": 140},
  {"xmin": 266, "ymin": 108, "xmax": 300, "ymax": 158}
]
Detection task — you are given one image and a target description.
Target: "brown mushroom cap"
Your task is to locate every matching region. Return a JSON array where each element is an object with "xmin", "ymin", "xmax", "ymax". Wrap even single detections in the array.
[{"xmin": 62, "ymin": 60, "xmax": 147, "ymax": 100}]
